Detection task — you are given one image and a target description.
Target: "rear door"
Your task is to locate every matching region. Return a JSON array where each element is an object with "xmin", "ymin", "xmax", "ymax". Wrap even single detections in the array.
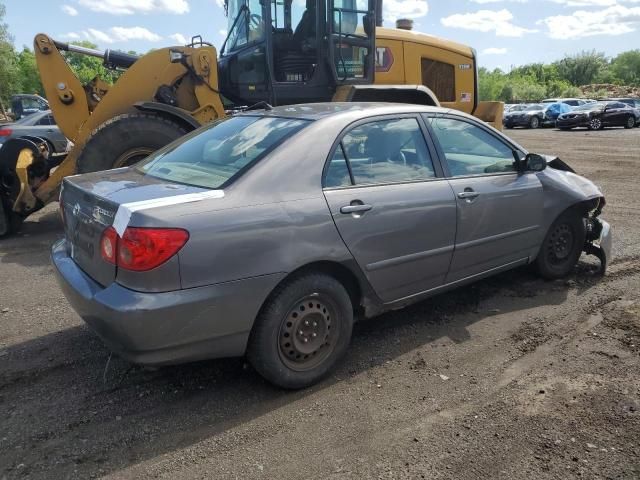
[
  {"xmin": 323, "ymin": 115, "xmax": 457, "ymax": 303},
  {"xmin": 424, "ymin": 114, "xmax": 544, "ymax": 282}
]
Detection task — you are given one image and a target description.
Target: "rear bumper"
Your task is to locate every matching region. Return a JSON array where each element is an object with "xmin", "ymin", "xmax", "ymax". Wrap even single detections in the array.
[{"xmin": 51, "ymin": 239, "xmax": 284, "ymax": 365}]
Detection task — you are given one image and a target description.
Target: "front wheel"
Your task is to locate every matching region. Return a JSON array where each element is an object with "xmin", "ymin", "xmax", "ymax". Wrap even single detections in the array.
[
  {"xmin": 247, "ymin": 274, "xmax": 354, "ymax": 389},
  {"xmin": 529, "ymin": 116, "xmax": 540, "ymax": 129},
  {"xmin": 535, "ymin": 210, "xmax": 586, "ymax": 280},
  {"xmin": 624, "ymin": 115, "xmax": 635, "ymax": 129},
  {"xmin": 588, "ymin": 117, "xmax": 603, "ymax": 130}
]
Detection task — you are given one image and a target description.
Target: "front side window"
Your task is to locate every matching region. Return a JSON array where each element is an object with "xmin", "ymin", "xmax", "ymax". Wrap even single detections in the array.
[
  {"xmin": 222, "ymin": 0, "xmax": 265, "ymax": 55},
  {"xmin": 138, "ymin": 116, "xmax": 309, "ymax": 189},
  {"xmin": 325, "ymin": 117, "xmax": 436, "ymax": 187},
  {"xmin": 426, "ymin": 116, "xmax": 516, "ymax": 177}
]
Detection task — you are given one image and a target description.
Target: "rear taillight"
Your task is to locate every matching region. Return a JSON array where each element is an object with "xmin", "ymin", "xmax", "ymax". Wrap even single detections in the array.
[
  {"xmin": 100, "ymin": 226, "xmax": 189, "ymax": 271},
  {"xmin": 0, "ymin": 128, "xmax": 12, "ymax": 137},
  {"xmin": 101, "ymin": 226, "xmax": 118, "ymax": 264}
]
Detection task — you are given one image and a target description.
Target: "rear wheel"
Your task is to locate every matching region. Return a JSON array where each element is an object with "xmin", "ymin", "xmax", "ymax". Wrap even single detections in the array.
[
  {"xmin": 76, "ymin": 113, "xmax": 189, "ymax": 174},
  {"xmin": 529, "ymin": 116, "xmax": 540, "ymax": 129},
  {"xmin": 247, "ymin": 273, "xmax": 354, "ymax": 389},
  {"xmin": 535, "ymin": 210, "xmax": 586, "ymax": 280},
  {"xmin": 624, "ymin": 115, "xmax": 635, "ymax": 129}
]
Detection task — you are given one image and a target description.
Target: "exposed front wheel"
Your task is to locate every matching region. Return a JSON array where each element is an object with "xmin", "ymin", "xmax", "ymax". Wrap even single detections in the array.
[
  {"xmin": 247, "ymin": 273, "xmax": 354, "ymax": 389},
  {"xmin": 536, "ymin": 210, "xmax": 587, "ymax": 280},
  {"xmin": 529, "ymin": 116, "xmax": 540, "ymax": 129}
]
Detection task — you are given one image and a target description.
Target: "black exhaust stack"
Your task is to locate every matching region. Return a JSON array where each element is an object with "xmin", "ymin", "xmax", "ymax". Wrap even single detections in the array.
[{"xmin": 376, "ymin": 0, "xmax": 383, "ymax": 26}]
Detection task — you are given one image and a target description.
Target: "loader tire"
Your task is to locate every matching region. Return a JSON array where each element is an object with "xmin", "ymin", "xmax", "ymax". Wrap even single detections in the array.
[{"xmin": 77, "ymin": 113, "xmax": 190, "ymax": 174}]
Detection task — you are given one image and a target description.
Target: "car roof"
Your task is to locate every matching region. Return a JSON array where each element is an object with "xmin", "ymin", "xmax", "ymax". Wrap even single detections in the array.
[{"xmin": 237, "ymin": 102, "xmax": 455, "ymax": 121}]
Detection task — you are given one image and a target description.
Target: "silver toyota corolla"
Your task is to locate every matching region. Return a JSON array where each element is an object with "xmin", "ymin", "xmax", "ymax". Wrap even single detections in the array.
[{"xmin": 52, "ymin": 103, "xmax": 612, "ymax": 389}]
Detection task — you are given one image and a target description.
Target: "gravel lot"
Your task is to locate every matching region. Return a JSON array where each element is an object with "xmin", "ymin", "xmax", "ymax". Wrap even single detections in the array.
[{"xmin": 1, "ymin": 127, "xmax": 639, "ymax": 480}]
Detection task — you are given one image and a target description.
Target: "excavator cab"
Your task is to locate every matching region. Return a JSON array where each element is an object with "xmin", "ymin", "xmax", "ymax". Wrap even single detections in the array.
[{"xmin": 218, "ymin": 0, "xmax": 376, "ymax": 106}]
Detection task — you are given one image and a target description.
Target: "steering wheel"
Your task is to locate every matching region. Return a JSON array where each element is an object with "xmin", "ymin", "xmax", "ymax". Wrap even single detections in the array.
[{"xmin": 249, "ymin": 14, "xmax": 262, "ymax": 30}]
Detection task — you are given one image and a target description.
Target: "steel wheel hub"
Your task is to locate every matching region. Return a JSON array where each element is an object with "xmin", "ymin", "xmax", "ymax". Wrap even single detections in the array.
[
  {"xmin": 279, "ymin": 295, "xmax": 334, "ymax": 370},
  {"xmin": 547, "ymin": 224, "xmax": 573, "ymax": 264}
]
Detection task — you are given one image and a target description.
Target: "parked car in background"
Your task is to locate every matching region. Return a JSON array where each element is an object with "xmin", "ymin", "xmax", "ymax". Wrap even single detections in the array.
[
  {"xmin": 602, "ymin": 98, "xmax": 640, "ymax": 126},
  {"xmin": 503, "ymin": 102, "xmax": 571, "ymax": 129},
  {"xmin": 557, "ymin": 101, "xmax": 639, "ymax": 130},
  {"xmin": 10, "ymin": 94, "xmax": 49, "ymax": 120},
  {"xmin": 0, "ymin": 110, "xmax": 69, "ymax": 153},
  {"xmin": 52, "ymin": 103, "xmax": 611, "ymax": 389},
  {"xmin": 542, "ymin": 98, "xmax": 589, "ymax": 107}
]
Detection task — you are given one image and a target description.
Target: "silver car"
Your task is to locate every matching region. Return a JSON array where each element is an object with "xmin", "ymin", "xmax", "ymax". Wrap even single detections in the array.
[
  {"xmin": 0, "ymin": 110, "xmax": 69, "ymax": 153},
  {"xmin": 52, "ymin": 103, "xmax": 612, "ymax": 389}
]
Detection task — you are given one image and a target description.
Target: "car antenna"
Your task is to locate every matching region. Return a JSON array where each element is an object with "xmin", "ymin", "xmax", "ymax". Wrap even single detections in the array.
[{"xmin": 245, "ymin": 101, "xmax": 273, "ymax": 111}]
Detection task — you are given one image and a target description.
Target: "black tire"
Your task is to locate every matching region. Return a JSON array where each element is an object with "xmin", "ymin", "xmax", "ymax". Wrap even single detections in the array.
[
  {"xmin": 529, "ymin": 116, "xmax": 540, "ymax": 129},
  {"xmin": 0, "ymin": 199, "xmax": 24, "ymax": 238},
  {"xmin": 535, "ymin": 209, "xmax": 586, "ymax": 280},
  {"xmin": 624, "ymin": 115, "xmax": 635, "ymax": 129},
  {"xmin": 588, "ymin": 117, "xmax": 603, "ymax": 131},
  {"xmin": 76, "ymin": 113, "xmax": 189, "ymax": 174},
  {"xmin": 247, "ymin": 273, "xmax": 354, "ymax": 389}
]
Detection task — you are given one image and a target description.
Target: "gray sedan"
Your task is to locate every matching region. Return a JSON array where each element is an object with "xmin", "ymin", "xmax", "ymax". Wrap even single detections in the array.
[
  {"xmin": 0, "ymin": 110, "xmax": 69, "ymax": 153},
  {"xmin": 52, "ymin": 103, "xmax": 612, "ymax": 389}
]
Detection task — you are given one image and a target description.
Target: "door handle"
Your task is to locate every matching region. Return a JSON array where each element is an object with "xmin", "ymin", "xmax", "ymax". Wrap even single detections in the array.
[
  {"xmin": 340, "ymin": 204, "xmax": 373, "ymax": 214},
  {"xmin": 457, "ymin": 191, "xmax": 480, "ymax": 200}
]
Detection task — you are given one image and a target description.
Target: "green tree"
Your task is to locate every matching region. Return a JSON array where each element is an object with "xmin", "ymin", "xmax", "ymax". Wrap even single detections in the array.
[
  {"xmin": 554, "ymin": 50, "xmax": 608, "ymax": 86},
  {"xmin": 610, "ymin": 50, "xmax": 640, "ymax": 86},
  {"xmin": 17, "ymin": 47, "xmax": 42, "ymax": 95},
  {"xmin": 0, "ymin": 2, "xmax": 20, "ymax": 108}
]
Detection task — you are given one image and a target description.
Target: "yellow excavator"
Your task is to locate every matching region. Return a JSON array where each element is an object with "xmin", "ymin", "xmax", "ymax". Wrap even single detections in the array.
[{"xmin": 0, "ymin": 0, "xmax": 503, "ymax": 236}]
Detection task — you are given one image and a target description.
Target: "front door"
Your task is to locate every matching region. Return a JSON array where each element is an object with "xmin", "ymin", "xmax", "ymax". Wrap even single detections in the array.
[
  {"xmin": 323, "ymin": 116, "xmax": 457, "ymax": 303},
  {"xmin": 425, "ymin": 115, "xmax": 544, "ymax": 282}
]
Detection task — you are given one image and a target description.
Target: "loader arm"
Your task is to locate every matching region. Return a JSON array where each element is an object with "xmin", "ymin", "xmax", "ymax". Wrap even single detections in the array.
[{"xmin": 27, "ymin": 34, "xmax": 226, "ymax": 207}]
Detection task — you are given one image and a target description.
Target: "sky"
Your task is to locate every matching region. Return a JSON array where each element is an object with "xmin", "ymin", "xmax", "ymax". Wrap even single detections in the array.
[{"xmin": 3, "ymin": 0, "xmax": 640, "ymax": 71}]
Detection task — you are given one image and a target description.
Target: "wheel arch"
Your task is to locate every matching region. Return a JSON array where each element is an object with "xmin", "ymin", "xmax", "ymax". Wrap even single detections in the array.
[
  {"xmin": 133, "ymin": 101, "xmax": 201, "ymax": 133},
  {"xmin": 257, "ymin": 260, "xmax": 381, "ymax": 320}
]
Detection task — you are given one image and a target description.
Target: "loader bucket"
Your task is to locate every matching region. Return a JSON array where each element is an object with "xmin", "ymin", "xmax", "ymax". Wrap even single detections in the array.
[{"xmin": 474, "ymin": 101, "xmax": 504, "ymax": 131}]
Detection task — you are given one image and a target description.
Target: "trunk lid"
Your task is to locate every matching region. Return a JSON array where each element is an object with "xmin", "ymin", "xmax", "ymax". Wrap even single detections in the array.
[{"xmin": 61, "ymin": 168, "xmax": 209, "ymax": 286}]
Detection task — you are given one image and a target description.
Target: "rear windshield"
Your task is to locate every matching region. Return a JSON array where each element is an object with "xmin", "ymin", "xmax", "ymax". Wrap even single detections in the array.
[{"xmin": 136, "ymin": 116, "xmax": 309, "ymax": 189}]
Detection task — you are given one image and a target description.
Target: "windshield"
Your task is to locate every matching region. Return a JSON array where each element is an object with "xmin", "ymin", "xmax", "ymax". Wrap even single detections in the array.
[
  {"xmin": 524, "ymin": 104, "xmax": 543, "ymax": 111},
  {"xmin": 137, "ymin": 116, "xmax": 310, "ymax": 189},
  {"xmin": 222, "ymin": 0, "xmax": 264, "ymax": 55}
]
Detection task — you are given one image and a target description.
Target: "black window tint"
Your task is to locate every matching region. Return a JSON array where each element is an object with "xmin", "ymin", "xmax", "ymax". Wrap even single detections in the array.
[
  {"xmin": 325, "ymin": 144, "xmax": 353, "ymax": 188},
  {"xmin": 426, "ymin": 116, "xmax": 516, "ymax": 177},
  {"xmin": 36, "ymin": 115, "xmax": 54, "ymax": 126},
  {"xmin": 339, "ymin": 118, "xmax": 436, "ymax": 185}
]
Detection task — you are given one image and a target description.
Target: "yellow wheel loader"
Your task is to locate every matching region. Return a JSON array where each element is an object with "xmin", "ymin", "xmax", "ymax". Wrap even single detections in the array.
[{"xmin": 0, "ymin": 0, "xmax": 503, "ymax": 237}]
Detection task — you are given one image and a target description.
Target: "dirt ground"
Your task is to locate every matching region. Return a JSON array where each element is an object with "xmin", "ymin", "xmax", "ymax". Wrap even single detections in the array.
[{"xmin": 1, "ymin": 127, "xmax": 639, "ymax": 480}]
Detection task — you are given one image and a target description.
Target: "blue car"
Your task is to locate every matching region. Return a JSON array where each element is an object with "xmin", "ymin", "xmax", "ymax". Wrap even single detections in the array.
[{"xmin": 542, "ymin": 102, "xmax": 572, "ymax": 126}]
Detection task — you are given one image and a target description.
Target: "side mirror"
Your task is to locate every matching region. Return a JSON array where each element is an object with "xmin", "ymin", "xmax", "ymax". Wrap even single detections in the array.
[{"xmin": 524, "ymin": 153, "xmax": 547, "ymax": 172}]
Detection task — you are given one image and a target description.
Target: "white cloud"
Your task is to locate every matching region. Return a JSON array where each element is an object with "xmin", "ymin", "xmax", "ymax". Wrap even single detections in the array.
[
  {"xmin": 441, "ymin": 9, "xmax": 537, "ymax": 37},
  {"xmin": 61, "ymin": 4, "xmax": 79, "ymax": 16},
  {"xmin": 471, "ymin": 0, "xmax": 528, "ymax": 3},
  {"xmin": 62, "ymin": 26, "xmax": 163, "ymax": 44},
  {"xmin": 77, "ymin": 0, "xmax": 189, "ymax": 15},
  {"xmin": 482, "ymin": 47, "xmax": 508, "ymax": 54},
  {"xmin": 550, "ymin": 0, "xmax": 640, "ymax": 6},
  {"xmin": 384, "ymin": 0, "xmax": 429, "ymax": 21},
  {"xmin": 169, "ymin": 33, "xmax": 188, "ymax": 44},
  {"xmin": 219, "ymin": 29, "xmax": 228, "ymax": 37},
  {"xmin": 540, "ymin": 4, "xmax": 640, "ymax": 38}
]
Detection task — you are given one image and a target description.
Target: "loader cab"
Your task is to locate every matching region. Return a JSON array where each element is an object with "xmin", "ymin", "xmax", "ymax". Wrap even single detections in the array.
[{"xmin": 218, "ymin": 0, "xmax": 376, "ymax": 106}]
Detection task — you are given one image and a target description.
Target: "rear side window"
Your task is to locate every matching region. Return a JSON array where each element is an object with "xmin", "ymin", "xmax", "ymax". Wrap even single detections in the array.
[
  {"xmin": 36, "ymin": 115, "xmax": 54, "ymax": 126},
  {"xmin": 325, "ymin": 117, "xmax": 436, "ymax": 187},
  {"xmin": 137, "ymin": 116, "xmax": 309, "ymax": 189},
  {"xmin": 421, "ymin": 59, "xmax": 455, "ymax": 103}
]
